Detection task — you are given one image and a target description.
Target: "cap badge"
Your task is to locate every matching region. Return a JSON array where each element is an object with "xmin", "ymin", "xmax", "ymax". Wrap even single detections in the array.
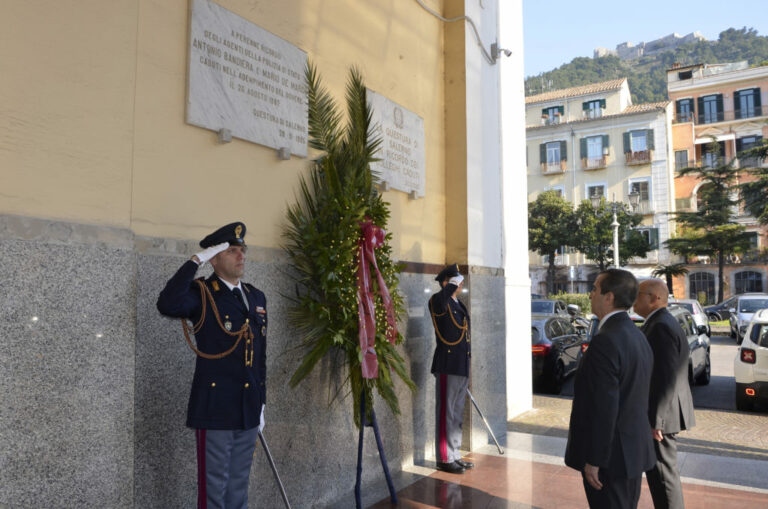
[
  {"xmin": 235, "ymin": 224, "xmax": 242, "ymax": 239},
  {"xmin": 225, "ymin": 320, "xmax": 232, "ymax": 331}
]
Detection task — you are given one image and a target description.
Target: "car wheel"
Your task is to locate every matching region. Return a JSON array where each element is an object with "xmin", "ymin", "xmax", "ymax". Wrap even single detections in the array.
[
  {"xmin": 695, "ymin": 351, "xmax": 711, "ymax": 385},
  {"xmin": 708, "ymin": 312, "xmax": 721, "ymax": 322},
  {"xmin": 550, "ymin": 362, "xmax": 564, "ymax": 395},
  {"xmin": 736, "ymin": 388, "xmax": 754, "ymax": 412}
]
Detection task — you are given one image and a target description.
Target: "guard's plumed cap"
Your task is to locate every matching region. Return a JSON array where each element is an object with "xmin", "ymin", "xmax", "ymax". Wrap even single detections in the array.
[
  {"xmin": 435, "ymin": 263, "xmax": 460, "ymax": 283},
  {"xmin": 199, "ymin": 222, "xmax": 247, "ymax": 248}
]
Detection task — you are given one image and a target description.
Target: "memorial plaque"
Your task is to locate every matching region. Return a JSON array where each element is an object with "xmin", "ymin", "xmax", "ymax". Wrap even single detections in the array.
[
  {"xmin": 187, "ymin": 0, "xmax": 308, "ymax": 156},
  {"xmin": 368, "ymin": 90, "xmax": 426, "ymax": 197}
]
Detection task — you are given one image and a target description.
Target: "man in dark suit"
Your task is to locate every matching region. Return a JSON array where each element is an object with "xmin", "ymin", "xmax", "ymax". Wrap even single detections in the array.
[
  {"xmin": 157, "ymin": 222, "xmax": 267, "ymax": 509},
  {"xmin": 565, "ymin": 269, "xmax": 656, "ymax": 509},
  {"xmin": 634, "ymin": 279, "xmax": 695, "ymax": 509},
  {"xmin": 429, "ymin": 263, "xmax": 472, "ymax": 474}
]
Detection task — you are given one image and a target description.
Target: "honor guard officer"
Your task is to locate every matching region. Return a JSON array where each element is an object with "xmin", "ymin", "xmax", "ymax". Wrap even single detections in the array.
[
  {"xmin": 157, "ymin": 222, "xmax": 267, "ymax": 509},
  {"xmin": 429, "ymin": 263, "xmax": 473, "ymax": 474}
]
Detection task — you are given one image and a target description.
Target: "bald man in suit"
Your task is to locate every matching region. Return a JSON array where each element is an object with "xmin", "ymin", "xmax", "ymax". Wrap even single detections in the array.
[{"xmin": 634, "ymin": 279, "xmax": 695, "ymax": 509}]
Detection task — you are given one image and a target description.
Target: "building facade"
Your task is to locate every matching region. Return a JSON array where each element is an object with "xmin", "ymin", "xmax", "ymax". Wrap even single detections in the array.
[
  {"xmin": 526, "ymin": 79, "xmax": 676, "ymax": 295},
  {"xmin": 0, "ymin": 1, "xmax": 529, "ymax": 506},
  {"xmin": 668, "ymin": 61, "xmax": 768, "ymax": 303}
]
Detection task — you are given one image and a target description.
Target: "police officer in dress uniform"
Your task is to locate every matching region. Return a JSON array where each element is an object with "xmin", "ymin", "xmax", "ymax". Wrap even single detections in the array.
[
  {"xmin": 429, "ymin": 263, "xmax": 473, "ymax": 474},
  {"xmin": 157, "ymin": 222, "xmax": 267, "ymax": 509}
]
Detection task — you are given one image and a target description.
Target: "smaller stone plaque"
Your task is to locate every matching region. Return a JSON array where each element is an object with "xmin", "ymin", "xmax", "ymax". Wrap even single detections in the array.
[
  {"xmin": 368, "ymin": 90, "xmax": 426, "ymax": 197},
  {"xmin": 187, "ymin": 0, "xmax": 308, "ymax": 156}
]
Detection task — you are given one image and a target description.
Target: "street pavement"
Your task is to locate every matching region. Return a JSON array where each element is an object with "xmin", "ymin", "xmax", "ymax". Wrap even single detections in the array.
[{"xmin": 511, "ymin": 330, "xmax": 768, "ymax": 496}]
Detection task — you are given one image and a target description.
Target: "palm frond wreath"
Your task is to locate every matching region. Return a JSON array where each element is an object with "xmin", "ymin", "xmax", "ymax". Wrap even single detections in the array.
[{"xmin": 283, "ymin": 62, "xmax": 416, "ymax": 428}]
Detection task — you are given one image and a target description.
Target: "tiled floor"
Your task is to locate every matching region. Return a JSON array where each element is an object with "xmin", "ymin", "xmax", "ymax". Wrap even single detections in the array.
[{"xmin": 367, "ymin": 453, "xmax": 768, "ymax": 509}]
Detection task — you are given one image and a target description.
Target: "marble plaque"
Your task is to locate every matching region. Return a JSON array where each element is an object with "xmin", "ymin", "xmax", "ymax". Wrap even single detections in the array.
[
  {"xmin": 187, "ymin": 0, "xmax": 308, "ymax": 156},
  {"xmin": 368, "ymin": 90, "xmax": 426, "ymax": 197}
]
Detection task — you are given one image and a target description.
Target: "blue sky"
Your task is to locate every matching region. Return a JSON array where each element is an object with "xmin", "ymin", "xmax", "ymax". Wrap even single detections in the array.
[{"xmin": 523, "ymin": 0, "xmax": 767, "ymax": 77}]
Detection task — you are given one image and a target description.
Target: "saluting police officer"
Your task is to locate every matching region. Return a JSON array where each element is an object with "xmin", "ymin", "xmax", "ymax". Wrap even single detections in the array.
[
  {"xmin": 429, "ymin": 263, "xmax": 473, "ymax": 474},
  {"xmin": 157, "ymin": 222, "xmax": 267, "ymax": 509}
]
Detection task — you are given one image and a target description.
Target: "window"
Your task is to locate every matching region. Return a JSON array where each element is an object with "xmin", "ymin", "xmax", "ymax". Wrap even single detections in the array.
[
  {"xmin": 549, "ymin": 187, "xmax": 564, "ymax": 198},
  {"xmin": 678, "ymin": 70, "xmax": 693, "ymax": 80},
  {"xmin": 635, "ymin": 227, "xmax": 660, "ymax": 249},
  {"xmin": 701, "ymin": 141, "xmax": 725, "ymax": 168},
  {"xmin": 539, "ymin": 141, "xmax": 567, "ymax": 171},
  {"xmin": 583, "ymin": 99, "xmax": 606, "ymax": 118},
  {"xmin": 675, "ymin": 150, "xmax": 689, "ymax": 170},
  {"xmin": 542, "ymin": 106, "xmax": 564, "ymax": 124},
  {"xmin": 735, "ymin": 271, "xmax": 763, "ymax": 294},
  {"xmin": 676, "ymin": 98, "xmax": 694, "ymax": 122},
  {"xmin": 698, "ymin": 94, "xmax": 723, "ymax": 124},
  {"xmin": 689, "ymin": 272, "xmax": 715, "ymax": 305},
  {"xmin": 737, "ymin": 136, "xmax": 763, "ymax": 167},
  {"xmin": 629, "ymin": 180, "xmax": 651, "ymax": 213},
  {"xmin": 623, "ymin": 130, "xmax": 654, "ymax": 164},
  {"xmin": 587, "ymin": 184, "xmax": 605, "ymax": 200},
  {"xmin": 580, "ymin": 135, "xmax": 609, "ymax": 168},
  {"xmin": 735, "ymin": 88, "xmax": 761, "ymax": 119}
]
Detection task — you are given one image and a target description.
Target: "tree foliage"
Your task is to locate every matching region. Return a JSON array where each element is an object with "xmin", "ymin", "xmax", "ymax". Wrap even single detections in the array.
[
  {"xmin": 665, "ymin": 141, "xmax": 754, "ymax": 302},
  {"xmin": 572, "ymin": 199, "xmax": 649, "ymax": 270},
  {"xmin": 739, "ymin": 140, "xmax": 768, "ymax": 224},
  {"xmin": 525, "ymin": 27, "xmax": 768, "ymax": 104},
  {"xmin": 528, "ymin": 191, "xmax": 575, "ymax": 294},
  {"xmin": 283, "ymin": 63, "xmax": 415, "ymax": 428},
  {"xmin": 651, "ymin": 263, "xmax": 689, "ymax": 295}
]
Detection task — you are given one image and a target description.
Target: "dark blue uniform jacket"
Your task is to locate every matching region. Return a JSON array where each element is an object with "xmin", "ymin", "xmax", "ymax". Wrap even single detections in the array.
[
  {"xmin": 157, "ymin": 260, "xmax": 267, "ymax": 430},
  {"xmin": 429, "ymin": 283, "xmax": 471, "ymax": 377}
]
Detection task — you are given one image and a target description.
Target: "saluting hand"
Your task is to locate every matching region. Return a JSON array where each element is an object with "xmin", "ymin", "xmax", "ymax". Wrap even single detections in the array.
[{"xmin": 192, "ymin": 242, "xmax": 230, "ymax": 265}]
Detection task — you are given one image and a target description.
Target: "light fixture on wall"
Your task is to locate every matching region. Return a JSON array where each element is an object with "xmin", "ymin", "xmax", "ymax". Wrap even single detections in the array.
[{"xmin": 491, "ymin": 42, "xmax": 512, "ymax": 62}]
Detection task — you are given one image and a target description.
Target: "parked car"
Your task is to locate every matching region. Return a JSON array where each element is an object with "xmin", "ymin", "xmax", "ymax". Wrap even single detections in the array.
[
  {"xmin": 531, "ymin": 299, "xmax": 569, "ymax": 316},
  {"xmin": 729, "ymin": 295, "xmax": 768, "ymax": 344},
  {"xmin": 531, "ymin": 314, "xmax": 587, "ymax": 394},
  {"xmin": 734, "ymin": 308, "xmax": 768, "ymax": 411},
  {"xmin": 667, "ymin": 305, "xmax": 711, "ymax": 385},
  {"xmin": 705, "ymin": 293, "xmax": 768, "ymax": 322},
  {"xmin": 669, "ymin": 298, "xmax": 711, "ymax": 337}
]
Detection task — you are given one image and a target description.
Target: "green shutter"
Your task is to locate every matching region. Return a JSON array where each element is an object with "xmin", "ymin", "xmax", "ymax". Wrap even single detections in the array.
[
  {"xmin": 582, "ymin": 101, "xmax": 590, "ymax": 111},
  {"xmin": 542, "ymin": 108, "xmax": 548, "ymax": 117},
  {"xmin": 734, "ymin": 90, "xmax": 742, "ymax": 118},
  {"xmin": 600, "ymin": 99, "xmax": 606, "ymax": 109},
  {"xmin": 755, "ymin": 88, "xmax": 762, "ymax": 108},
  {"xmin": 716, "ymin": 94, "xmax": 724, "ymax": 121},
  {"xmin": 697, "ymin": 97, "xmax": 704, "ymax": 123},
  {"xmin": 623, "ymin": 132, "xmax": 631, "ymax": 153},
  {"xmin": 580, "ymin": 138, "xmax": 587, "ymax": 158},
  {"xmin": 736, "ymin": 138, "xmax": 743, "ymax": 153},
  {"xmin": 647, "ymin": 129, "xmax": 655, "ymax": 150},
  {"xmin": 540, "ymin": 143, "xmax": 546, "ymax": 164},
  {"xmin": 650, "ymin": 228, "xmax": 659, "ymax": 250},
  {"xmin": 675, "ymin": 99, "xmax": 682, "ymax": 114},
  {"xmin": 560, "ymin": 140, "xmax": 567, "ymax": 161},
  {"xmin": 602, "ymin": 135, "xmax": 610, "ymax": 155},
  {"xmin": 558, "ymin": 106, "xmax": 564, "ymax": 116}
]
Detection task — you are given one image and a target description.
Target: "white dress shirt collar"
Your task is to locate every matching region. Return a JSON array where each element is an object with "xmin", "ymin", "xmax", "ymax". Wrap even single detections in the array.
[{"xmin": 598, "ymin": 310, "xmax": 628, "ymax": 331}]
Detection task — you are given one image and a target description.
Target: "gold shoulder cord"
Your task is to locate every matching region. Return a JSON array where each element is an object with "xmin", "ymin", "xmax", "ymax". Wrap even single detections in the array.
[
  {"xmin": 429, "ymin": 297, "xmax": 467, "ymax": 346},
  {"xmin": 180, "ymin": 280, "xmax": 255, "ymax": 366}
]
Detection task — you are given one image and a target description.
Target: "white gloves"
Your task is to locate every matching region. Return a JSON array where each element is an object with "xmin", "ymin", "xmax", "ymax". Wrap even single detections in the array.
[
  {"xmin": 448, "ymin": 274, "xmax": 464, "ymax": 286},
  {"xmin": 193, "ymin": 242, "xmax": 229, "ymax": 265},
  {"xmin": 258, "ymin": 404, "xmax": 265, "ymax": 433}
]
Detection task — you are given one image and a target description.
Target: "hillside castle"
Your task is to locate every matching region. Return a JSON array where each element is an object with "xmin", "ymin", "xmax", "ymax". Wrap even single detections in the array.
[{"xmin": 595, "ymin": 32, "xmax": 707, "ymax": 61}]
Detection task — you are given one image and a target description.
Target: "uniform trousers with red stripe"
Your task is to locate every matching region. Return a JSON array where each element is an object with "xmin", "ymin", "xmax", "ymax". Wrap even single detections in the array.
[
  {"xmin": 434, "ymin": 373, "xmax": 469, "ymax": 464},
  {"xmin": 195, "ymin": 427, "xmax": 259, "ymax": 509}
]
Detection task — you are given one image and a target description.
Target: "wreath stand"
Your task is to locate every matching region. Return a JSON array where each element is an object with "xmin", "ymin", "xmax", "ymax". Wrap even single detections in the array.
[{"xmin": 354, "ymin": 391, "xmax": 398, "ymax": 508}]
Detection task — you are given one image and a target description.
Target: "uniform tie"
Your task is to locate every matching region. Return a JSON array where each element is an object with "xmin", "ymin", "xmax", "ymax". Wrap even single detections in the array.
[{"xmin": 232, "ymin": 287, "xmax": 247, "ymax": 313}]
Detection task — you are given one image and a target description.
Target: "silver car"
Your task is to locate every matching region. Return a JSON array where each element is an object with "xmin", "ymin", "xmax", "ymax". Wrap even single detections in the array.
[
  {"xmin": 669, "ymin": 299, "xmax": 711, "ymax": 337},
  {"xmin": 729, "ymin": 295, "xmax": 768, "ymax": 344}
]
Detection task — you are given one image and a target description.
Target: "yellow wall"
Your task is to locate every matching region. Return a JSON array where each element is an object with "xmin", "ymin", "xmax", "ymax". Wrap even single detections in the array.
[{"xmin": 1, "ymin": 0, "xmax": 450, "ymax": 264}]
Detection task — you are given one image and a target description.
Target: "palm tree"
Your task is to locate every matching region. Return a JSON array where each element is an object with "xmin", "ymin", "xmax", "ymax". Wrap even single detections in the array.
[
  {"xmin": 283, "ymin": 63, "xmax": 415, "ymax": 427},
  {"xmin": 651, "ymin": 263, "xmax": 689, "ymax": 296}
]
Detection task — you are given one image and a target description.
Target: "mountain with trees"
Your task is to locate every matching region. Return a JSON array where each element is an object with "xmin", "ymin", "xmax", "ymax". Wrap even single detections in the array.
[{"xmin": 525, "ymin": 27, "xmax": 768, "ymax": 104}]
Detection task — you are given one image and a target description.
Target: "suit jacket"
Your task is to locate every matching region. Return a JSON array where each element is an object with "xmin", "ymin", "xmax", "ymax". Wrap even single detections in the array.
[
  {"xmin": 429, "ymin": 283, "xmax": 471, "ymax": 377},
  {"xmin": 642, "ymin": 307, "xmax": 695, "ymax": 433},
  {"xmin": 157, "ymin": 260, "xmax": 267, "ymax": 430},
  {"xmin": 565, "ymin": 312, "xmax": 656, "ymax": 479}
]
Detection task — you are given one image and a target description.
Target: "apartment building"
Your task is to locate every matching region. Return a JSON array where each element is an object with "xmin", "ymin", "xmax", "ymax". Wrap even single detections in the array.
[
  {"xmin": 526, "ymin": 78, "xmax": 676, "ymax": 295},
  {"xmin": 668, "ymin": 61, "xmax": 768, "ymax": 303}
]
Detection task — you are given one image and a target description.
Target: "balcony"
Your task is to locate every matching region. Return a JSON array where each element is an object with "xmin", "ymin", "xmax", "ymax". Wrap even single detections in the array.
[
  {"xmin": 541, "ymin": 160, "xmax": 567, "ymax": 174},
  {"xmin": 673, "ymin": 105, "xmax": 766, "ymax": 125},
  {"xmin": 625, "ymin": 150, "xmax": 652, "ymax": 165},
  {"xmin": 633, "ymin": 199, "xmax": 653, "ymax": 215},
  {"xmin": 541, "ymin": 114, "xmax": 562, "ymax": 126},
  {"xmin": 581, "ymin": 156, "xmax": 607, "ymax": 170}
]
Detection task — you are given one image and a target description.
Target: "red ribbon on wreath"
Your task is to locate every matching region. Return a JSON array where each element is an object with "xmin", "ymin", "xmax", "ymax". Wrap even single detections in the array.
[{"xmin": 357, "ymin": 218, "xmax": 398, "ymax": 379}]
